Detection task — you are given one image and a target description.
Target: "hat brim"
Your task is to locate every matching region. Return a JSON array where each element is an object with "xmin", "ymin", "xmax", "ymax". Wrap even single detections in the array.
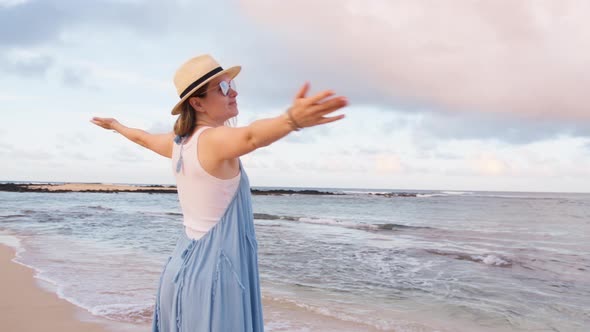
[{"xmin": 171, "ymin": 66, "xmax": 241, "ymax": 115}]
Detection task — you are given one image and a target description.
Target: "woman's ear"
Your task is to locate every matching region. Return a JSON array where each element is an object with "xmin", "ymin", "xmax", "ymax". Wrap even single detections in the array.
[{"xmin": 189, "ymin": 97, "xmax": 204, "ymax": 113}]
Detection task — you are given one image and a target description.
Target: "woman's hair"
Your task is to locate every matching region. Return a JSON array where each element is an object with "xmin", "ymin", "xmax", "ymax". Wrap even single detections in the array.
[{"xmin": 173, "ymin": 82, "xmax": 210, "ymax": 137}]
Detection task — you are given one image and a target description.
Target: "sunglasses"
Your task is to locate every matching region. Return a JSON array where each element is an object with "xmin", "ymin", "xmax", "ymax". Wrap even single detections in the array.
[
  {"xmin": 198, "ymin": 79, "xmax": 237, "ymax": 97},
  {"xmin": 219, "ymin": 80, "xmax": 237, "ymax": 96}
]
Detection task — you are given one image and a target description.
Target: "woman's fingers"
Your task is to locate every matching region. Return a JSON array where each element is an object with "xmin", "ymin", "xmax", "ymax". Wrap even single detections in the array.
[
  {"xmin": 308, "ymin": 90, "xmax": 335, "ymax": 104},
  {"xmin": 316, "ymin": 114, "xmax": 346, "ymax": 125},
  {"xmin": 91, "ymin": 117, "xmax": 106, "ymax": 124},
  {"xmin": 90, "ymin": 119, "xmax": 107, "ymax": 128},
  {"xmin": 90, "ymin": 119, "xmax": 103, "ymax": 127},
  {"xmin": 294, "ymin": 82, "xmax": 310, "ymax": 100},
  {"xmin": 90, "ymin": 117, "xmax": 116, "ymax": 129},
  {"xmin": 311, "ymin": 96, "xmax": 348, "ymax": 114}
]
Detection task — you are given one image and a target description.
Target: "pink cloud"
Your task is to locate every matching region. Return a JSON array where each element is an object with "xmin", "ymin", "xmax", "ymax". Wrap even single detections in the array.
[{"xmin": 240, "ymin": 0, "xmax": 590, "ymax": 120}]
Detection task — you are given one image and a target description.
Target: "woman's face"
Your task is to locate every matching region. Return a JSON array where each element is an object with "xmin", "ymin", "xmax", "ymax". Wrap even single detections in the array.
[{"xmin": 195, "ymin": 74, "xmax": 239, "ymax": 124}]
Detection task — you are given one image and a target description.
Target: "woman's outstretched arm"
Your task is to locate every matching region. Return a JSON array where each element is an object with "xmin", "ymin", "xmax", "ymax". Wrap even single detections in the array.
[
  {"xmin": 201, "ymin": 82, "xmax": 347, "ymax": 162},
  {"xmin": 90, "ymin": 118, "xmax": 174, "ymax": 158}
]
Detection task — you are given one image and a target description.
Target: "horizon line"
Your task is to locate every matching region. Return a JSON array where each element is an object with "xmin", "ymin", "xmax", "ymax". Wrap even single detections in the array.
[{"xmin": 1, "ymin": 180, "xmax": 588, "ymax": 195}]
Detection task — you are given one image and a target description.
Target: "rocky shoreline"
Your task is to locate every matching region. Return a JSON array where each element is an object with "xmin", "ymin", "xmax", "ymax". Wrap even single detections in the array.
[
  {"xmin": 0, "ymin": 183, "xmax": 418, "ymax": 197},
  {"xmin": 0, "ymin": 183, "xmax": 341, "ymax": 196},
  {"xmin": 250, "ymin": 189, "xmax": 342, "ymax": 196},
  {"xmin": 0, "ymin": 183, "xmax": 178, "ymax": 194}
]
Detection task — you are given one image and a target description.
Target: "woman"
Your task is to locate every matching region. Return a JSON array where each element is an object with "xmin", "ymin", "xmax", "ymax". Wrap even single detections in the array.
[{"xmin": 91, "ymin": 54, "xmax": 347, "ymax": 332}]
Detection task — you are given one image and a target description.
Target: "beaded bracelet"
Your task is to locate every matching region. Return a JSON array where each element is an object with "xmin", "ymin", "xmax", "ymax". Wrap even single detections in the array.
[{"xmin": 286, "ymin": 108, "xmax": 302, "ymax": 131}]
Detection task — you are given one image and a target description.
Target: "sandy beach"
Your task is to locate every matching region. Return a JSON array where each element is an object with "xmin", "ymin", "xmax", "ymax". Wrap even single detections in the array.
[{"xmin": 0, "ymin": 244, "xmax": 114, "ymax": 332}]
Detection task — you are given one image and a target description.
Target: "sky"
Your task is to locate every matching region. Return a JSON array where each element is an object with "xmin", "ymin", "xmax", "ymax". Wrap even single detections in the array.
[{"xmin": 1, "ymin": 0, "xmax": 589, "ymax": 193}]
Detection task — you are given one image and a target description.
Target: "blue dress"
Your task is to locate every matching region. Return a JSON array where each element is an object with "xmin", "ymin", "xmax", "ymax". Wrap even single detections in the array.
[{"xmin": 152, "ymin": 158, "xmax": 264, "ymax": 331}]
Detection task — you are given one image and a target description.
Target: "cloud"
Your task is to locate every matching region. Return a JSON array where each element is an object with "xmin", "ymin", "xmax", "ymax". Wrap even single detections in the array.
[
  {"xmin": 0, "ymin": 49, "xmax": 53, "ymax": 77},
  {"xmin": 374, "ymin": 154, "xmax": 403, "ymax": 174},
  {"xmin": 281, "ymin": 125, "xmax": 332, "ymax": 144},
  {"xmin": 241, "ymin": 0, "xmax": 590, "ymax": 121},
  {"xmin": 62, "ymin": 151, "xmax": 92, "ymax": 161},
  {"xmin": 294, "ymin": 157, "xmax": 368, "ymax": 173},
  {"xmin": 0, "ymin": 0, "xmax": 171, "ymax": 48},
  {"xmin": 411, "ymin": 111, "xmax": 590, "ymax": 144},
  {"xmin": 56, "ymin": 132, "xmax": 92, "ymax": 146},
  {"xmin": 0, "ymin": 0, "xmax": 30, "ymax": 8},
  {"xmin": 0, "ymin": 142, "xmax": 12, "ymax": 152},
  {"xmin": 61, "ymin": 67, "xmax": 91, "ymax": 88},
  {"xmin": 11, "ymin": 148, "xmax": 54, "ymax": 160},
  {"xmin": 0, "ymin": 1, "xmax": 302, "ymax": 105},
  {"xmin": 281, "ymin": 132, "xmax": 313, "ymax": 144},
  {"xmin": 111, "ymin": 146, "xmax": 146, "ymax": 163},
  {"xmin": 364, "ymin": 105, "xmax": 590, "ymax": 146},
  {"xmin": 147, "ymin": 120, "xmax": 174, "ymax": 134},
  {"xmin": 0, "ymin": 48, "xmax": 168, "ymax": 93},
  {"xmin": 273, "ymin": 158, "xmax": 293, "ymax": 171},
  {"xmin": 0, "ymin": 93, "xmax": 37, "ymax": 101},
  {"xmin": 357, "ymin": 147, "xmax": 382, "ymax": 155},
  {"xmin": 0, "ymin": 1, "xmax": 66, "ymax": 46},
  {"xmin": 470, "ymin": 153, "xmax": 509, "ymax": 176},
  {"xmin": 66, "ymin": 59, "xmax": 169, "ymax": 91},
  {"xmin": 0, "ymin": 0, "xmax": 270, "ymax": 51}
]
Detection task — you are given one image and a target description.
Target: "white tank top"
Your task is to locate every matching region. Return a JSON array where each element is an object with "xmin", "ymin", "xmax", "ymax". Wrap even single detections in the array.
[{"xmin": 172, "ymin": 126, "xmax": 241, "ymax": 240}]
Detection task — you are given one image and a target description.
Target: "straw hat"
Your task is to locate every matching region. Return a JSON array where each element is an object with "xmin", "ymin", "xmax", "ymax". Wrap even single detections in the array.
[{"xmin": 171, "ymin": 54, "xmax": 241, "ymax": 115}]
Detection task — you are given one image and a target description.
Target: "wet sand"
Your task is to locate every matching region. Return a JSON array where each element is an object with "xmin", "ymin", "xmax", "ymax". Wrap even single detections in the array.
[{"xmin": 0, "ymin": 244, "xmax": 123, "ymax": 332}]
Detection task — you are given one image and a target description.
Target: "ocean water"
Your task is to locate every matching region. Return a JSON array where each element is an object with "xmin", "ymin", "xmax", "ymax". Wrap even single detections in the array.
[{"xmin": 0, "ymin": 187, "xmax": 589, "ymax": 331}]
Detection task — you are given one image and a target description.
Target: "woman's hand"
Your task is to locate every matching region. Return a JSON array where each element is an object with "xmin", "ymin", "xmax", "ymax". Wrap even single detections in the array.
[
  {"xmin": 90, "ymin": 117, "xmax": 120, "ymax": 131},
  {"xmin": 288, "ymin": 82, "xmax": 347, "ymax": 129}
]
